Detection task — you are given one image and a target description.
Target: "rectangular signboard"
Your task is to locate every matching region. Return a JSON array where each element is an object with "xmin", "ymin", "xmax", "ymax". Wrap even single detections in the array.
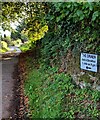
[{"xmin": 80, "ymin": 53, "xmax": 98, "ymax": 72}]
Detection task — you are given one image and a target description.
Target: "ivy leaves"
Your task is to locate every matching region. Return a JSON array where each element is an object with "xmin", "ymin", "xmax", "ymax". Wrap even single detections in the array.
[
  {"xmin": 76, "ymin": 10, "xmax": 84, "ymax": 20},
  {"xmin": 92, "ymin": 11, "xmax": 99, "ymax": 21},
  {"xmin": 40, "ymin": 1, "xmax": 100, "ymax": 71}
]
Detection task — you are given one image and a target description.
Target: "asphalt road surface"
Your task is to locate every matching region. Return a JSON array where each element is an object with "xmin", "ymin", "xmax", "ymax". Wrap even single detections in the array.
[{"xmin": 1, "ymin": 57, "xmax": 19, "ymax": 119}]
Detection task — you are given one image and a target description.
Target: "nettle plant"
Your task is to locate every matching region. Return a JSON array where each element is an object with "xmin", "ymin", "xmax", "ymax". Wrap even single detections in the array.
[{"xmin": 24, "ymin": 62, "xmax": 100, "ymax": 119}]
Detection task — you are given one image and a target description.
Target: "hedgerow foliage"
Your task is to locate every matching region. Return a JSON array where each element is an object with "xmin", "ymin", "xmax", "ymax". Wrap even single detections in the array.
[
  {"xmin": 41, "ymin": 2, "xmax": 100, "ymax": 66},
  {"xmin": 24, "ymin": 2, "xmax": 100, "ymax": 119}
]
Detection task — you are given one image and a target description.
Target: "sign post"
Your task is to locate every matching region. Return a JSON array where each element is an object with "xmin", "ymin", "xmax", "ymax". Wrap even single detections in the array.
[{"xmin": 80, "ymin": 53, "xmax": 98, "ymax": 72}]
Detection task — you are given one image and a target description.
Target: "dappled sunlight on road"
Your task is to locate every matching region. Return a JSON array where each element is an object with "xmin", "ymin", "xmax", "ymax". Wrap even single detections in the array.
[{"xmin": 2, "ymin": 57, "xmax": 12, "ymax": 61}]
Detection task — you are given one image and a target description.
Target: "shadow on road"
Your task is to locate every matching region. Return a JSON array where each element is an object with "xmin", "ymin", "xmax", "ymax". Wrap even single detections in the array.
[{"xmin": 2, "ymin": 57, "xmax": 20, "ymax": 119}]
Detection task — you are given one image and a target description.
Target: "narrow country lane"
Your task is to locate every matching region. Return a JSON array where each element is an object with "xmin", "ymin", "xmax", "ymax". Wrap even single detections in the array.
[{"xmin": 1, "ymin": 57, "xmax": 19, "ymax": 119}]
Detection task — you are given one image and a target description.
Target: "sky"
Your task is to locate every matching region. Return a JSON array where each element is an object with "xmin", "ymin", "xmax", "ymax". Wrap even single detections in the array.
[{"xmin": 10, "ymin": 21, "xmax": 19, "ymax": 29}]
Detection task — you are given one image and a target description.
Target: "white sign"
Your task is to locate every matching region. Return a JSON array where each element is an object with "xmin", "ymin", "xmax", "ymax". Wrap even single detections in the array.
[{"xmin": 80, "ymin": 53, "xmax": 98, "ymax": 72}]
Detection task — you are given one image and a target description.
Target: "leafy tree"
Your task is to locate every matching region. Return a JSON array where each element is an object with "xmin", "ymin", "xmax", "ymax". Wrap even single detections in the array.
[
  {"xmin": 1, "ymin": 2, "xmax": 48, "ymax": 44},
  {"xmin": 11, "ymin": 20, "xmax": 28, "ymax": 43},
  {"xmin": 1, "ymin": 2, "xmax": 100, "ymax": 54},
  {"xmin": 1, "ymin": 2, "xmax": 25, "ymax": 30}
]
